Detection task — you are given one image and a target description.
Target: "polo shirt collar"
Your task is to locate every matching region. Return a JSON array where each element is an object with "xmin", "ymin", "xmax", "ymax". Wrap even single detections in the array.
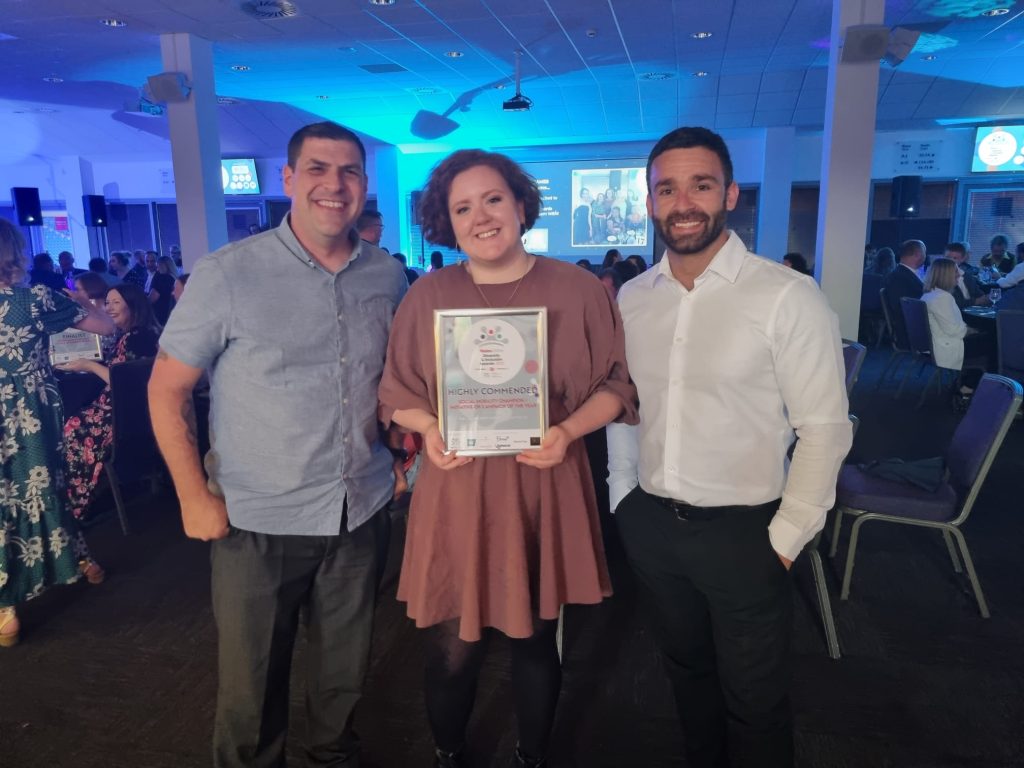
[{"xmin": 276, "ymin": 213, "xmax": 361, "ymax": 271}]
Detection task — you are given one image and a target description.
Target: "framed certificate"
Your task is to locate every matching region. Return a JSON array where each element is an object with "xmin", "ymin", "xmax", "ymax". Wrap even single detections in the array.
[
  {"xmin": 435, "ymin": 307, "xmax": 548, "ymax": 456},
  {"xmin": 49, "ymin": 329, "xmax": 103, "ymax": 365}
]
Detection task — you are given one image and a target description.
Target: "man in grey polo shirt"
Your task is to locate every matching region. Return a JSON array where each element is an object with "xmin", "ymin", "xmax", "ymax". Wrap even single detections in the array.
[{"xmin": 149, "ymin": 121, "xmax": 408, "ymax": 767}]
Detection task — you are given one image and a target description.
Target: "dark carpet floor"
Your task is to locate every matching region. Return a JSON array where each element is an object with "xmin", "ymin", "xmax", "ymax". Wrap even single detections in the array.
[{"xmin": 1, "ymin": 349, "xmax": 1023, "ymax": 768}]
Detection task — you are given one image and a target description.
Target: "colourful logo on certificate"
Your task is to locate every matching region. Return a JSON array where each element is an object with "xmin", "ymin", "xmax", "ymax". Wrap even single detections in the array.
[{"xmin": 457, "ymin": 319, "xmax": 526, "ymax": 385}]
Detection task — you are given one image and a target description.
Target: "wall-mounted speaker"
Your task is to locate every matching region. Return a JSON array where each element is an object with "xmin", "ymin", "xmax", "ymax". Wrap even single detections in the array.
[
  {"xmin": 82, "ymin": 194, "xmax": 108, "ymax": 227},
  {"xmin": 145, "ymin": 71, "xmax": 191, "ymax": 103},
  {"xmin": 11, "ymin": 187, "xmax": 42, "ymax": 226},
  {"xmin": 889, "ymin": 175, "xmax": 922, "ymax": 219},
  {"xmin": 841, "ymin": 25, "xmax": 890, "ymax": 63}
]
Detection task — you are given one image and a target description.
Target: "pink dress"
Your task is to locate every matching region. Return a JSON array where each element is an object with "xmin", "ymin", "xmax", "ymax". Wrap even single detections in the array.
[{"xmin": 378, "ymin": 257, "xmax": 638, "ymax": 641}]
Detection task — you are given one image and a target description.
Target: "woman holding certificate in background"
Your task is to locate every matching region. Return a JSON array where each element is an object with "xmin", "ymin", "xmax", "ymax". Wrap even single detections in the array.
[
  {"xmin": 379, "ymin": 150, "xmax": 637, "ymax": 768},
  {"xmin": 0, "ymin": 218, "xmax": 115, "ymax": 647}
]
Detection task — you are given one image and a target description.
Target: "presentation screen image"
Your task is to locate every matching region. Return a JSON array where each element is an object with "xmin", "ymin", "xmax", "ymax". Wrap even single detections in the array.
[
  {"xmin": 570, "ymin": 168, "xmax": 648, "ymax": 247},
  {"xmin": 972, "ymin": 126, "xmax": 1024, "ymax": 173},
  {"xmin": 221, "ymin": 158, "xmax": 262, "ymax": 194}
]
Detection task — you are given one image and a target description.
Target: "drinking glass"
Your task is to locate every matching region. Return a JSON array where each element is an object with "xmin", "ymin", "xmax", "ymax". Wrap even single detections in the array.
[{"xmin": 989, "ymin": 287, "xmax": 1002, "ymax": 305}]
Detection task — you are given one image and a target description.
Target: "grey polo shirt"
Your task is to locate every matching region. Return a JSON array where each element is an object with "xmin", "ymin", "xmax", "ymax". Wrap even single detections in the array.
[{"xmin": 159, "ymin": 216, "xmax": 407, "ymax": 535}]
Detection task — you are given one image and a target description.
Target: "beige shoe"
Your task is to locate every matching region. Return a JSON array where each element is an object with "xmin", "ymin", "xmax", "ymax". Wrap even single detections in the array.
[
  {"xmin": 79, "ymin": 558, "xmax": 106, "ymax": 585},
  {"xmin": 0, "ymin": 607, "xmax": 19, "ymax": 648}
]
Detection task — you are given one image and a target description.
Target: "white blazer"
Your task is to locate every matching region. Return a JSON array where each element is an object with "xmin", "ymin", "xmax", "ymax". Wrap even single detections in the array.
[{"xmin": 921, "ymin": 288, "xmax": 967, "ymax": 370}]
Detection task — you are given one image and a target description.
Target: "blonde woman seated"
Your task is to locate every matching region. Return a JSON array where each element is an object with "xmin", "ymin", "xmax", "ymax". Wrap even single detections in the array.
[{"xmin": 921, "ymin": 258, "xmax": 992, "ymax": 394}]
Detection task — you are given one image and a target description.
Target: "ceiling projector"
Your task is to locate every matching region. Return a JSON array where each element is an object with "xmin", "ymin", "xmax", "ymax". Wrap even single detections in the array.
[{"xmin": 502, "ymin": 93, "xmax": 532, "ymax": 112}]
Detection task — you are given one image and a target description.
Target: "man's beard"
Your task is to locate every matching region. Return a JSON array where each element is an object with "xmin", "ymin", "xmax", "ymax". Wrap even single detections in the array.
[{"xmin": 653, "ymin": 206, "xmax": 727, "ymax": 256}]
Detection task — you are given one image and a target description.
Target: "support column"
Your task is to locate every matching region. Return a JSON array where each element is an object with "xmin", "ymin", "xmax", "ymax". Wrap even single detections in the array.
[
  {"xmin": 160, "ymin": 33, "xmax": 227, "ymax": 271},
  {"xmin": 815, "ymin": 0, "xmax": 884, "ymax": 339},
  {"xmin": 374, "ymin": 146, "xmax": 402, "ymax": 261},
  {"xmin": 757, "ymin": 127, "xmax": 795, "ymax": 261}
]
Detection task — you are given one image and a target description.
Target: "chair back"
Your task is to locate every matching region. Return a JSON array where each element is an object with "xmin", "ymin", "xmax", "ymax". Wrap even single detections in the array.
[
  {"xmin": 860, "ymin": 274, "xmax": 884, "ymax": 312},
  {"xmin": 900, "ymin": 297, "xmax": 933, "ymax": 357},
  {"xmin": 945, "ymin": 374, "xmax": 1022, "ymax": 525},
  {"xmin": 841, "ymin": 340, "xmax": 867, "ymax": 395},
  {"xmin": 996, "ymin": 310, "xmax": 1024, "ymax": 384},
  {"xmin": 108, "ymin": 357, "xmax": 162, "ymax": 479},
  {"xmin": 879, "ymin": 287, "xmax": 906, "ymax": 352}
]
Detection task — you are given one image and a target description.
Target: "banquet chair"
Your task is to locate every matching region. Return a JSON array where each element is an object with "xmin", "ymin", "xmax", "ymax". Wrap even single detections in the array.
[
  {"xmin": 106, "ymin": 357, "xmax": 162, "ymax": 534},
  {"xmin": 829, "ymin": 374, "xmax": 1022, "ymax": 618},
  {"xmin": 996, "ymin": 310, "xmax": 1024, "ymax": 384},
  {"xmin": 899, "ymin": 297, "xmax": 956, "ymax": 408},
  {"xmin": 842, "ymin": 340, "xmax": 867, "ymax": 396},
  {"xmin": 876, "ymin": 288, "xmax": 912, "ymax": 389}
]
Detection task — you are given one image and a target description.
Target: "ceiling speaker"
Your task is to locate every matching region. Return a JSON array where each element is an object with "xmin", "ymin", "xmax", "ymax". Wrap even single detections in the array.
[
  {"xmin": 883, "ymin": 27, "xmax": 922, "ymax": 67},
  {"xmin": 841, "ymin": 25, "xmax": 890, "ymax": 63},
  {"xmin": 146, "ymin": 72, "xmax": 191, "ymax": 103}
]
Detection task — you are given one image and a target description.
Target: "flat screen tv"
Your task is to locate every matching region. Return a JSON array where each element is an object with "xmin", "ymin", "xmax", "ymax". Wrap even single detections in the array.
[
  {"xmin": 972, "ymin": 126, "xmax": 1024, "ymax": 173},
  {"xmin": 221, "ymin": 158, "xmax": 261, "ymax": 194}
]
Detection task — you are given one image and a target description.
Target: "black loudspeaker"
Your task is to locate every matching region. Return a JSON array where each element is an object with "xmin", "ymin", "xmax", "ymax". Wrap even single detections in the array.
[
  {"xmin": 889, "ymin": 175, "xmax": 922, "ymax": 219},
  {"xmin": 992, "ymin": 197, "xmax": 1013, "ymax": 217},
  {"xmin": 82, "ymin": 194, "xmax": 108, "ymax": 227},
  {"xmin": 11, "ymin": 187, "xmax": 42, "ymax": 226},
  {"xmin": 410, "ymin": 191, "xmax": 423, "ymax": 226}
]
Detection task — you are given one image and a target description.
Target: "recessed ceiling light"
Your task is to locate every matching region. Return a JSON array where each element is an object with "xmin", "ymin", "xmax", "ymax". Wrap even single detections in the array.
[
  {"xmin": 217, "ymin": 96, "xmax": 241, "ymax": 105},
  {"xmin": 981, "ymin": 7, "xmax": 1010, "ymax": 16},
  {"xmin": 317, "ymin": 95, "xmax": 330, "ymax": 100},
  {"xmin": 230, "ymin": 65, "xmax": 251, "ymax": 72},
  {"xmin": 444, "ymin": 50, "xmax": 464, "ymax": 58},
  {"xmin": 693, "ymin": 70, "xmax": 709, "ymax": 77},
  {"xmin": 369, "ymin": 0, "xmax": 396, "ymax": 5},
  {"xmin": 409, "ymin": 86, "xmax": 440, "ymax": 95},
  {"xmin": 100, "ymin": 18, "xmax": 127, "ymax": 27},
  {"xmin": 43, "ymin": 75, "xmax": 63, "ymax": 83},
  {"xmin": 691, "ymin": 31, "xmax": 713, "ymax": 39},
  {"xmin": 494, "ymin": 83, "xmax": 507, "ymax": 90},
  {"xmin": 922, "ymin": 54, "xmax": 937, "ymax": 61},
  {"xmin": 640, "ymin": 72, "xmax": 674, "ymax": 80},
  {"xmin": 338, "ymin": 46, "xmax": 357, "ymax": 53}
]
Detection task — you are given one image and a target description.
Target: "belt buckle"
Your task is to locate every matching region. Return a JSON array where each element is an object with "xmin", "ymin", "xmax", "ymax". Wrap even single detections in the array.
[{"xmin": 670, "ymin": 499, "xmax": 692, "ymax": 522}]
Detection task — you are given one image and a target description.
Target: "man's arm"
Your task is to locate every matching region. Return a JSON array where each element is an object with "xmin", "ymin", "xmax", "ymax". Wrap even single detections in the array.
[
  {"xmin": 606, "ymin": 421, "xmax": 640, "ymax": 513},
  {"xmin": 149, "ymin": 348, "xmax": 228, "ymax": 541}
]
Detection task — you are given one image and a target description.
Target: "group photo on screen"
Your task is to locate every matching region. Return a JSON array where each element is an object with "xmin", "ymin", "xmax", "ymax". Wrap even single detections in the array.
[{"xmin": 570, "ymin": 167, "xmax": 648, "ymax": 248}]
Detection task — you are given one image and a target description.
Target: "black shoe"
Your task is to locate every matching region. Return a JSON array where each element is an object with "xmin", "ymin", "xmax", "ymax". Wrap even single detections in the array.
[
  {"xmin": 509, "ymin": 745, "xmax": 547, "ymax": 767},
  {"xmin": 435, "ymin": 747, "xmax": 468, "ymax": 768}
]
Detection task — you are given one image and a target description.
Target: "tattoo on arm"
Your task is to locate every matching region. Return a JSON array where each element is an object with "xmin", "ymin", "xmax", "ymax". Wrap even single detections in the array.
[{"xmin": 181, "ymin": 399, "xmax": 198, "ymax": 446}]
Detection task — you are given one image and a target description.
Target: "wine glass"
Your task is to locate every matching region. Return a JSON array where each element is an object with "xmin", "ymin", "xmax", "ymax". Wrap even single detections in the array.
[{"xmin": 989, "ymin": 287, "xmax": 1002, "ymax": 305}]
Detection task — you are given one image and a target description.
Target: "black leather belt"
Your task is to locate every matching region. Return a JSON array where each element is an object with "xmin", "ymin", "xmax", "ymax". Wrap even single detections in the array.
[{"xmin": 645, "ymin": 491, "xmax": 780, "ymax": 522}]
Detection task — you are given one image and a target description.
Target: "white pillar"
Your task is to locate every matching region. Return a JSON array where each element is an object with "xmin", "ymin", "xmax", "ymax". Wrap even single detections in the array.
[
  {"xmin": 160, "ymin": 33, "xmax": 227, "ymax": 271},
  {"xmin": 757, "ymin": 127, "xmax": 795, "ymax": 261},
  {"xmin": 815, "ymin": 0, "xmax": 884, "ymax": 339},
  {"xmin": 374, "ymin": 146, "xmax": 402, "ymax": 260}
]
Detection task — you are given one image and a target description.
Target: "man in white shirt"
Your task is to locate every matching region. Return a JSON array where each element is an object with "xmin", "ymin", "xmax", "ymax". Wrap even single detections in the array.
[{"xmin": 607, "ymin": 127, "xmax": 851, "ymax": 768}]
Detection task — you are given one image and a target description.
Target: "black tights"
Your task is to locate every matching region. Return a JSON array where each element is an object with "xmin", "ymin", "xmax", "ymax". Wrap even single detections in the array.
[{"xmin": 424, "ymin": 617, "xmax": 561, "ymax": 759}]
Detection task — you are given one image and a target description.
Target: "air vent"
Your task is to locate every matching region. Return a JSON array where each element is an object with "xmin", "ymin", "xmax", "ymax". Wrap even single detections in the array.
[
  {"xmin": 240, "ymin": 1, "xmax": 299, "ymax": 20},
  {"xmin": 359, "ymin": 63, "xmax": 408, "ymax": 74}
]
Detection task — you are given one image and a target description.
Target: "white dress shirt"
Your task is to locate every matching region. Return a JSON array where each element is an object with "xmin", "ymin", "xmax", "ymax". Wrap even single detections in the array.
[
  {"xmin": 607, "ymin": 231, "xmax": 852, "ymax": 561},
  {"xmin": 920, "ymin": 288, "xmax": 967, "ymax": 370},
  {"xmin": 997, "ymin": 261, "xmax": 1024, "ymax": 289}
]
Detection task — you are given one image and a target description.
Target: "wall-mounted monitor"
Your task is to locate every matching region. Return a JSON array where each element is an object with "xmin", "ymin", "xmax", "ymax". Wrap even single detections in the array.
[
  {"xmin": 972, "ymin": 126, "xmax": 1024, "ymax": 173},
  {"xmin": 221, "ymin": 158, "xmax": 261, "ymax": 194}
]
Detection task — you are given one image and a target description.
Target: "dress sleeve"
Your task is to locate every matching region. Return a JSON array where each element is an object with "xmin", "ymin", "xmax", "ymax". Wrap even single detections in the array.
[
  {"xmin": 378, "ymin": 282, "xmax": 438, "ymax": 427},
  {"xmin": 32, "ymin": 284, "xmax": 88, "ymax": 334},
  {"xmin": 576, "ymin": 274, "xmax": 639, "ymax": 424}
]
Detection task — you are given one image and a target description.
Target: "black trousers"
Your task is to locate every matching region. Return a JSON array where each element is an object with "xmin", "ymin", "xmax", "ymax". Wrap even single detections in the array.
[
  {"xmin": 615, "ymin": 487, "xmax": 794, "ymax": 768},
  {"xmin": 210, "ymin": 508, "xmax": 390, "ymax": 768}
]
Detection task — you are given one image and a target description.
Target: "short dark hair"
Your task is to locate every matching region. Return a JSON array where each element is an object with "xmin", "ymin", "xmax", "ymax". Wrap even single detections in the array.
[
  {"xmin": 74, "ymin": 272, "xmax": 109, "ymax": 301},
  {"xmin": 110, "ymin": 251, "xmax": 130, "ymax": 268},
  {"xmin": 598, "ymin": 267, "xmax": 623, "ymax": 291},
  {"xmin": 899, "ymin": 239, "xmax": 925, "ymax": 261},
  {"xmin": 419, "ymin": 149, "xmax": 541, "ymax": 249},
  {"xmin": 783, "ymin": 252, "xmax": 810, "ymax": 274},
  {"xmin": 944, "ymin": 242, "xmax": 967, "ymax": 257},
  {"xmin": 357, "ymin": 209, "xmax": 383, "ymax": 229},
  {"xmin": 646, "ymin": 126, "xmax": 734, "ymax": 189},
  {"xmin": 88, "ymin": 257, "xmax": 108, "ymax": 272},
  {"xmin": 990, "ymin": 233, "xmax": 1009, "ymax": 248},
  {"xmin": 287, "ymin": 121, "xmax": 366, "ymax": 170},
  {"xmin": 108, "ymin": 282, "xmax": 160, "ymax": 331},
  {"xmin": 430, "ymin": 250, "xmax": 444, "ymax": 270},
  {"xmin": 32, "ymin": 252, "xmax": 54, "ymax": 271}
]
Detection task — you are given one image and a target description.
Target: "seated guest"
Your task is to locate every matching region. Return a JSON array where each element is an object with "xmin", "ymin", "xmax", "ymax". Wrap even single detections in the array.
[
  {"xmin": 601, "ymin": 248, "xmax": 621, "ymax": 269},
  {"xmin": 997, "ymin": 242, "xmax": 1024, "ymax": 290},
  {"xmin": 883, "ymin": 239, "xmax": 925, "ymax": 349},
  {"xmin": 429, "ymin": 250, "xmax": 445, "ymax": 272},
  {"xmin": 872, "ymin": 247, "xmax": 896, "ymax": 276},
  {"xmin": 782, "ymin": 252, "xmax": 810, "ymax": 274},
  {"xmin": 393, "ymin": 252, "xmax": 419, "ymax": 285},
  {"xmin": 71, "ymin": 272, "xmax": 119, "ymax": 358},
  {"xmin": 148, "ymin": 255, "xmax": 178, "ymax": 325},
  {"xmin": 58, "ymin": 283, "xmax": 160, "ymax": 521},
  {"xmin": 88, "ymin": 257, "xmax": 119, "ymax": 287},
  {"xmin": 611, "ymin": 259, "xmax": 638, "ymax": 285},
  {"xmin": 626, "ymin": 254, "xmax": 647, "ymax": 274},
  {"xmin": 575, "ymin": 258, "xmax": 593, "ymax": 271},
  {"xmin": 58, "ymin": 251, "xmax": 85, "ymax": 282},
  {"xmin": 980, "ymin": 234, "xmax": 1014, "ymax": 274},
  {"xmin": 921, "ymin": 258, "xmax": 990, "ymax": 390},
  {"xmin": 29, "ymin": 253, "xmax": 67, "ymax": 292},
  {"xmin": 598, "ymin": 267, "xmax": 622, "ymax": 300},
  {"xmin": 944, "ymin": 242, "xmax": 987, "ymax": 307}
]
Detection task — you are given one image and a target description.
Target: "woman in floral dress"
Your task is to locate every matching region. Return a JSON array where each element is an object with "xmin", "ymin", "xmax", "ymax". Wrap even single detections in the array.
[
  {"xmin": 60, "ymin": 282, "xmax": 160, "ymax": 522},
  {"xmin": 0, "ymin": 218, "xmax": 114, "ymax": 647}
]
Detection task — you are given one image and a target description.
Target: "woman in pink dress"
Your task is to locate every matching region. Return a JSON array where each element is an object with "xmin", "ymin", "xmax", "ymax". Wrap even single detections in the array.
[{"xmin": 378, "ymin": 150, "xmax": 637, "ymax": 767}]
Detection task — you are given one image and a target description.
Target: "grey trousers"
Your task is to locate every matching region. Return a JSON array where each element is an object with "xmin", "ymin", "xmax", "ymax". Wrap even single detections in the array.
[{"xmin": 210, "ymin": 509, "xmax": 390, "ymax": 768}]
